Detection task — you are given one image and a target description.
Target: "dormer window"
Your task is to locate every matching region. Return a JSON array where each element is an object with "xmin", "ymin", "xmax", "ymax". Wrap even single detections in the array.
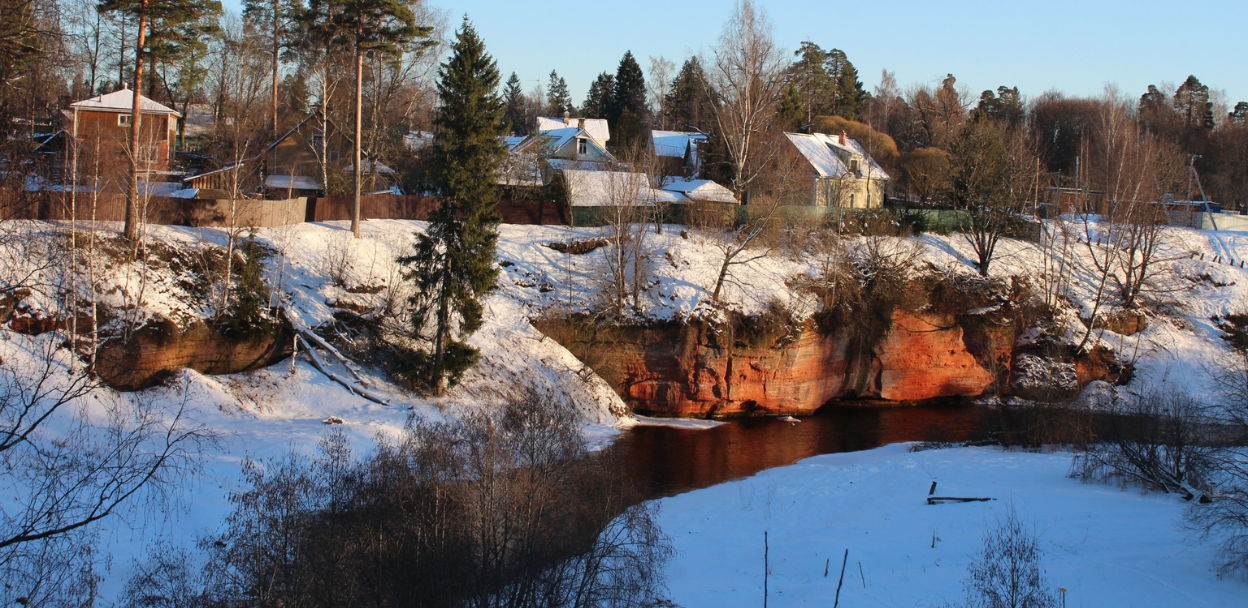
[
  {"xmin": 849, "ymin": 158, "xmax": 860, "ymax": 174},
  {"xmin": 577, "ymin": 138, "xmax": 587, "ymax": 155},
  {"xmin": 118, "ymin": 114, "xmax": 132, "ymax": 127}
]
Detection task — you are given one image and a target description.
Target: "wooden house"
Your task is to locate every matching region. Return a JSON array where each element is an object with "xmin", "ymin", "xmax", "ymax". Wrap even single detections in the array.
[
  {"xmin": 65, "ymin": 88, "xmax": 181, "ymax": 180},
  {"xmin": 184, "ymin": 111, "xmax": 395, "ymax": 198}
]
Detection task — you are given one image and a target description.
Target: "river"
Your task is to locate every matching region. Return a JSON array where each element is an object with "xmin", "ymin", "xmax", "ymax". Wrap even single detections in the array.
[{"xmin": 610, "ymin": 402, "xmax": 995, "ymax": 497}]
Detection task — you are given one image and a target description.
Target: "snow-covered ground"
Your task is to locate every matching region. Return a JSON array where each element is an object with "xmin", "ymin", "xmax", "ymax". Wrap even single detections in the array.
[
  {"xmin": 1, "ymin": 216, "xmax": 1246, "ymax": 600},
  {"xmin": 656, "ymin": 444, "xmax": 1248, "ymax": 607}
]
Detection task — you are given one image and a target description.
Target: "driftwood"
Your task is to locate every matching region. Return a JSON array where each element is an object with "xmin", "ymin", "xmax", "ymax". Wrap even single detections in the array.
[
  {"xmin": 926, "ymin": 481, "xmax": 994, "ymax": 504},
  {"xmin": 927, "ymin": 496, "xmax": 995, "ymax": 505}
]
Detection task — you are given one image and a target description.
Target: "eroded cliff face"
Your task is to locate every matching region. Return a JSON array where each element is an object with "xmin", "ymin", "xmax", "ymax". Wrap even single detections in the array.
[
  {"xmin": 93, "ymin": 316, "xmax": 293, "ymax": 390},
  {"xmin": 539, "ymin": 294, "xmax": 1126, "ymax": 417},
  {"xmin": 0, "ymin": 288, "xmax": 293, "ymax": 391},
  {"xmin": 540, "ymin": 308, "xmax": 1010, "ymax": 417}
]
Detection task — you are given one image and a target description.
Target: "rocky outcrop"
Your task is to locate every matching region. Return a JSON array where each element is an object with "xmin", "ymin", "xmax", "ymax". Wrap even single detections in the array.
[
  {"xmin": 538, "ymin": 307, "xmax": 1022, "ymax": 417},
  {"xmin": 94, "ymin": 316, "xmax": 293, "ymax": 390},
  {"xmin": 540, "ymin": 291, "xmax": 1127, "ymax": 417}
]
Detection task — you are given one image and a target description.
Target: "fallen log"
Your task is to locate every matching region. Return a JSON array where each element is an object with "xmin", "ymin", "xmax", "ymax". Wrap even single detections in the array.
[{"xmin": 927, "ymin": 496, "xmax": 995, "ymax": 505}]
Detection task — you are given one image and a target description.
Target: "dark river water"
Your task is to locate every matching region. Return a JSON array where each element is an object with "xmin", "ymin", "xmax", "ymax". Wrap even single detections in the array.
[{"xmin": 609, "ymin": 402, "xmax": 995, "ymax": 498}]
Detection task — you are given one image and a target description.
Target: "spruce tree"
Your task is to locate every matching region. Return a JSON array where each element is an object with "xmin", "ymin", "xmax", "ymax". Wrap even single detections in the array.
[
  {"xmin": 582, "ymin": 71, "xmax": 615, "ymax": 119},
  {"xmin": 609, "ymin": 50, "xmax": 648, "ymax": 152},
  {"xmin": 503, "ymin": 72, "xmax": 526, "ymax": 134},
  {"xmin": 664, "ymin": 57, "xmax": 715, "ymax": 132},
  {"xmin": 546, "ymin": 69, "xmax": 573, "ymax": 116},
  {"xmin": 826, "ymin": 48, "xmax": 865, "ymax": 121},
  {"xmin": 398, "ymin": 19, "xmax": 506, "ymax": 394}
]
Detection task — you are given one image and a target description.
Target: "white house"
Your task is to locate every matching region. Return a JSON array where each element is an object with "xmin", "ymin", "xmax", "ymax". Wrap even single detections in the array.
[
  {"xmin": 784, "ymin": 131, "xmax": 890, "ymax": 208},
  {"xmin": 536, "ymin": 116, "xmax": 610, "ymax": 144}
]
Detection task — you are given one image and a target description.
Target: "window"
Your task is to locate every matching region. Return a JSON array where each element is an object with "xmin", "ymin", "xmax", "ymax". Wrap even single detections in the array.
[
  {"xmin": 576, "ymin": 137, "xmax": 587, "ymax": 156},
  {"xmin": 118, "ymin": 114, "xmax": 131, "ymax": 127},
  {"xmin": 312, "ymin": 133, "xmax": 325, "ymax": 150},
  {"xmin": 849, "ymin": 159, "xmax": 860, "ymax": 175}
]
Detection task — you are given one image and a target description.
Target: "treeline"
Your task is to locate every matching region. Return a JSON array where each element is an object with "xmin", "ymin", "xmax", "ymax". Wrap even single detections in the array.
[{"xmin": 3, "ymin": 0, "xmax": 1245, "ymax": 207}]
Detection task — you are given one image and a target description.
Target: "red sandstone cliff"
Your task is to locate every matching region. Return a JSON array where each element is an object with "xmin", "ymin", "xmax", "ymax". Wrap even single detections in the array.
[
  {"xmin": 540, "ymin": 308, "xmax": 1011, "ymax": 417},
  {"xmin": 540, "ymin": 305, "xmax": 1123, "ymax": 417}
]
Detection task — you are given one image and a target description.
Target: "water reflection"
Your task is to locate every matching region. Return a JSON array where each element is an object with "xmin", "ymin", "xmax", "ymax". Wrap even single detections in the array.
[{"xmin": 612, "ymin": 403, "xmax": 992, "ymax": 498}]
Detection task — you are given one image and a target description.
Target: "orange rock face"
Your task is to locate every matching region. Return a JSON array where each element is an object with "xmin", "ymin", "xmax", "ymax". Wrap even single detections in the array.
[
  {"xmin": 94, "ymin": 316, "xmax": 293, "ymax": 390},
  {"xmin": 542, "ymin": 308, "xmax": 1012, "ymax": 417},
  {"xmin": 875, "ymin": 311, "xmax": 996, "ymax": 401}
]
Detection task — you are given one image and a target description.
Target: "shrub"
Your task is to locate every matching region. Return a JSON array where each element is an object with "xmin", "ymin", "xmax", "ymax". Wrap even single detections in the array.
[{"xmin": 963, "ymin": 509, "xmax": 1057, "ymax": 608}]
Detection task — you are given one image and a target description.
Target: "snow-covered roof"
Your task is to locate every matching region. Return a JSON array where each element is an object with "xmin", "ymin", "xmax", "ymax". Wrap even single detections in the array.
[
  {"xmin": 660, "ymin": 178, "xmax": 737, "ymax": 204},
  {"xmin": 70, "ymin": 88, "xmax": 180, "ymax": 116},
  {"xmin": 405, "ymin": 130, "xmax": 433, "ymax": 150},
  {"xmin": 512, "ymin": 127, "xmax": 615, "ymax": 164},
  {"xmin": 537, "ymin": 116, "xmax": 610, "ymax": 143},
  {"xmin": 503, "ymin": 135, "xmax": 526, "ymax": 150},
  {"xmin": 651, "ymin": 130, "xmax": 707, "ymax": 158},
  {"xmin": 345, "ymin": 160, "xmax": 396, "ymax": 174},
  {"xmin": 181, "ymin": 104, "xmax": 214, "ymax": 138},
  {"xmin": 562, "ymin": 169, "xmax": 687, "ymax": 207},
  {"xmin": 784, "ymin": 132, "xmax": 889, "ymax": 181},
  {"xmin": 265, "ymin": 174, "xmax": 321, "ymax": 190}
]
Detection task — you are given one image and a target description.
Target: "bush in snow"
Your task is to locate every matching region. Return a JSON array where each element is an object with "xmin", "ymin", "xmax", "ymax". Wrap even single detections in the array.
[{"xmin": 962, "ymin": 509, "xmax": 1057, "ymax": 608}]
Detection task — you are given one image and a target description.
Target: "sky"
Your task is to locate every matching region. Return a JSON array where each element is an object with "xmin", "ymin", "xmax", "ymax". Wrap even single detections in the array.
[{"xmin": 223, "ymin": 0, "xmax": 1248, "ymax": 110}]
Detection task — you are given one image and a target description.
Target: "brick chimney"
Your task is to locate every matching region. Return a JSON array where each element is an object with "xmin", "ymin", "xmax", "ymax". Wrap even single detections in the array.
[
  {"xmin": 578, "ymin": 118, "xmax": 585, "ymax": 129},
  {"xmin": 838, "ymin": 131, "xmax": 847, "ymax": 146}
]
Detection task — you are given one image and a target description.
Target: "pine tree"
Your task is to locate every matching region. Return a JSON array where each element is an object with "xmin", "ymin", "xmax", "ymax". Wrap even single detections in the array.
[
  {"xmin": 582, "ymin": 71, "xmax": 614, "ymax": 119},
  {"xmin": 303, "ymin": 0, "xmax": 427, "ymax": 238},
  {"xmin": 1174, "ymin": 75, "xmax": 1214, "ymax": 130},
  {"xmin": 546, "ymin": 69, "xmax": 573, "ymax": 116},
  {"xmin": 609, "ymin": 50, "xmax": 648, "ymax": 152},
  {"xmin": 1230, "ymin": 101, "xmax": 1248, "ymax": 125},
  {"xmin": 503, "ymin": 72, "xmax": 527, "ymax": 134},
  {"xmin": 242, "ymin": 0, "xmax": 302, "ymax": 139},
  {"xmin": 398, "ymin": 19, "xmax": 506, "ymax": 394},
  {"xmin": 786, "ymin": 41, "xmax": 835, "ymax": 124},
  {"xmin": 98, "ymin": 0, "xmax": 223, "ymax": 241}
]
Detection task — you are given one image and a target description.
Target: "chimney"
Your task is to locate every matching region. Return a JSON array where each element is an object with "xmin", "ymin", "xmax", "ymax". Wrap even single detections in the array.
[
  {"xmin": 838, "ymin": 131, "xmax": 847, "ymax": 146},
  {"xmin": 563, "ymin": 111, "xmax": 571, "ymax": 125},
  {"xmin": 578, "ymin": 118, "xmax": 585, "ymax": 129}
]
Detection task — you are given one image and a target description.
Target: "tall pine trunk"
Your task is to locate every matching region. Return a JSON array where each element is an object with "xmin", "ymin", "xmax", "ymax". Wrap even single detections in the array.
[
  {"xmin": 351, "ymin": 47, "xmax": 363, "ymax": 238},
  {"xmin": 270, "ymin": 1, "xmax": 279, "ymax": 139},
  {"xmin": 124, "ymin": 2, "xmax": 147, "ymax": 242}
]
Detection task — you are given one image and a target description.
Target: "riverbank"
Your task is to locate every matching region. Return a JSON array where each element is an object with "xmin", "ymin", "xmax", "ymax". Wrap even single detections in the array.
[{"xmin": 655, "ymin": 443, "xmax": 1246, "ymax": 607}]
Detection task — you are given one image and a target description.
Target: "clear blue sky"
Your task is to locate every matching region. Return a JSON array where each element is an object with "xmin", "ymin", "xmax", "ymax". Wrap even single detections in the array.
[{"xmin": 223, "ymin": 0, "xmax": 1248, "ymax": 109}]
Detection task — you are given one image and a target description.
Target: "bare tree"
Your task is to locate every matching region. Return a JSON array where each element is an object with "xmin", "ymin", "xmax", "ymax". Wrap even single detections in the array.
[
  {"xmin": 0, "ymin": 335, "xmax": 204, "ymax": 602},
  {"xmin": 703, "ymin": 0, "xmax": 786, "ymax": 201},
  {"xmin": 646, "ymin": 55, "xmax": 674, "ymax": 128},
  {"xmin": 963, "ymin": 509, "xmax": 1057, "ymax": 608}
]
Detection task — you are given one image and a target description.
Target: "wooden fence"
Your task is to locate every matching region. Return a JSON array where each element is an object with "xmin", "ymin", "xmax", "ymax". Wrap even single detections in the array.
[
  {"xmin": 4, "ymin": 191, "xmax": 308, "ymax": 228},
  {"xmin": 309, "ymin": 194, "xmax": 569, "ymax": 225},
  {"xmin": 4, "ymin": 190, "xmax": 570, "ymax": 228}
]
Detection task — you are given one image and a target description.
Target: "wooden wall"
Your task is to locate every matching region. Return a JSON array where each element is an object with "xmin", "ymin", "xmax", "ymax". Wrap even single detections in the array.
[{"xmin": 4, "ymin": 191, "xmax": 570, "ymax": 228}]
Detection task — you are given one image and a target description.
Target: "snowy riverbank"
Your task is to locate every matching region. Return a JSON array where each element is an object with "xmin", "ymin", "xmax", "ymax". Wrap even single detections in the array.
[{"xmin": 656, "ymin": 443, "xmax": 1247, "ymax": 607}]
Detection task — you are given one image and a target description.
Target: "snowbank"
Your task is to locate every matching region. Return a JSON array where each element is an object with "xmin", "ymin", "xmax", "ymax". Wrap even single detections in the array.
[{"xmin": 657, "ymin": 444, "xmax": 1248, "ymax": 607}]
